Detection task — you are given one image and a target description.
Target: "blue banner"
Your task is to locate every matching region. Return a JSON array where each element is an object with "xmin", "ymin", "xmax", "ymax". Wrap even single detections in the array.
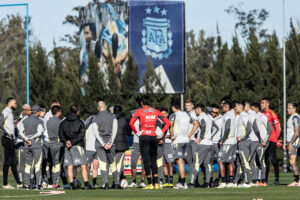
[{"xmin": 129, "ymin": 0, "xmax": 185, "ymax": 94}]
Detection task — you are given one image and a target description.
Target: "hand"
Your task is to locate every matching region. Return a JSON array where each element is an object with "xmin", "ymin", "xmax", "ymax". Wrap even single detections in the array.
[
  {"xmin": 158, "ymin": 139, "xmax": 164, "ymax": 145},
  {"xmin": 104, "ymin": 143, "xmax": 112, "ymax": 150},
  {"xmin": 288, "ymin": 143, "xmax": 294, "ymax": 153},
  {"xmin": 220, "ymin": 141, "xmax": 223, "ymax": 146},
  {"xmin": 171, "ymin": 136, "xmax": 177, "ymax": 141},
  {"xmin": 194, "ymin": 138, "xmax": 201, "ymax": 144},
  {"xmin": 66, "ymin": 141, "xmax": 72, "ymax": 148},
  {"xmin": 261, "ymin": 141, "xmax": 267, "ymax": 147},
  {"xmin": 27, "ymin": 140, "xmax": 31, "ymax": 146},
  {"xmin": 237, "ymin": 137, "xmax": 241, "ymax": 142},
  {"xmin": 137, "ymin": 130, "xmax": 144, "ymax": 137},
  {"xmin": 282, "ymin": 143, "xmax": 287, "ymax": 150}
]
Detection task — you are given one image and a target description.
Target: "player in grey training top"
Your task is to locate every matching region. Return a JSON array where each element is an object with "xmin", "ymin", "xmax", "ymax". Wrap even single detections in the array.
[
  {"xmin": 284, "ymin": 103, "xmax": 300, "ymax": 186},
  {"xmin": 184, "ymin": 99, "xmax": 200, "ymax": 187},
  {"xmin": 128, "ymin": 109, "xmax": 146, "ymax": 188},
  {"xmin": 46, "ymin": 106, "xmax": 63, "ymax": 189},
  {"xmin": 170, "ymin": 102, "xmax": 194, "ymax": 189},
  {"xmin": 244, "ymin": 101, "xmax": 260, "ymax": 186},
  {"xmin": 233, "ymin": 102, "xmax": 252, "ymax": 188},
  {"xmin": 16, "ymin": 104, "xmax": 31, "ymax": 186},
  {"xmin": 189, "ymin": 104, "xmax": 213, "ymax": 188},
  {"xmin": 217, "ymin": 101, "xmax": 237, "ymax": 189},
  {"xmin": 18, "ymin": 105, "xmax": 45, "ymax": 190},
  {"xmin": 250, "ymin": 102, "xmax": 272, "ymax": 186},
  {"xmin": 91, "ymin": 101, "xmax": 119, "ymax": 189},
  {"xmin": 210, "ymin": 104, "xmax": 222, "ymax": 186}
]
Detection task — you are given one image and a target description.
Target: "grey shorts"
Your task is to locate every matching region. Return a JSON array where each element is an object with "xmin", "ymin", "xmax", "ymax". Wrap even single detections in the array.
[
  {"xmin": 64, "ymin": 146, "xmax": 87, "ymax": 167},
  {"xmin": 86, "ymin": 150, "xmax": 97, "ymax": 163},
  {"xmin": 218, "ymin": 144, "xmax": 236, "ymax": 163},
  {"xmin": 287, "ymin": 141, "xmax": 300, "ymax": 156},
  {"xmin": 163, "ymin": 143, "xmax": 174, "ymax": 163},
  {"xmin": 173, "ymin": 143, "xmax": 188, "ymax": 161},
  {"xmin": 131, "ymin": 142, "xmax": 141, "ymax": 169}
]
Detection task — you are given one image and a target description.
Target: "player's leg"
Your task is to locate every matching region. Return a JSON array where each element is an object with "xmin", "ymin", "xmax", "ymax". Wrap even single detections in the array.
[
  {"xmin": 269, "ymin": 141, "xmax": 280, "ymax": 185},
  {"xmin": 157, "ymin": 142, "xmax": 164, "ymax": 187},
  {"xmin": 217, "ymin": 144, "xmax": 230, "ymax": 188},
  {"xmin": 129, "ymin": 143, "xmax": 139, "ymax": 187},
  {"xmin": 139, "ymin": 136, "xmax": 153, "ymax": 187},
  {"xmin": 203, "ymin": 145, "xmax": 212, "ymax": 187},
  {"xmin": 32, "ymin": 147, "xmax": 43, "ymax": 189},
  {"xmin": 17, "ymin": 145, "xmax": 25, "ymax": 186},
  {"xmin": 92, "ymin": 158, "xmax": 99, "ymax": 187},
  {"xmin": 257, "ymin": 144, "xmax": 268, "ymax": 186},
  {"xmin": 149, "ymin": 136, "xmax": 159, "ymax": 189},
  {"xmin": 249, "ymin": 141, "xmax": 259, "ymax": 186},
  {"xmin": 50, "ymin": 144, "xmax": 61, "ymax": 188},
  {"xmin": 163, "ymin": 142, "xmax": 174, "ymax": 186},
  {"xmin": 238, "ymin": 141, "xmax": 251, "ymax": 187},
  {"xmin": 24, "ymin": 148, "xmax": 33, "ymax": 188},
  {"xmin": 107, "ymin": 145, "xmax": 120, "ymax": 188},
  {"xmin": 186, "ymin": 141, "xmax": 196, "ymax": 184},
  {"xmin": 115, "ymin": 151, "xmax": 125, "ymax": 183},
  {"xmin": 287, "ymin": 143, "xmax": 300, "ymax": 186}
]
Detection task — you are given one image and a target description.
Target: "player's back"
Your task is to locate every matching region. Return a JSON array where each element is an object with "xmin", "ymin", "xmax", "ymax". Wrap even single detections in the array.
[
  {"xmin": 134, "ymin": 107, "xmax": 162, "ymax": 136},
  {"xmin": 171, "ymin": 111, "xmax": 190, "ymax": 141}
]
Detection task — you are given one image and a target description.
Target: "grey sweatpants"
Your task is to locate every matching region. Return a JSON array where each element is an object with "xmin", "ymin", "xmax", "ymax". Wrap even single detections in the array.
[
  {"xmin": 191, "ymin": 144, "xmax": 212, "ymax": 184},
  {"xmin": 256, "ymin": 143, "xmax": 269, "ymax": 180},
  {"xmin": 49, "ymin": 143, "xmax": 64, "ymax": 185},
  {"xmin": 115, "ymin": 151, "xmax": 125, "ymax": 181},
  {"xmin": 186, "ymin": 140, "xmax": 197, "ymax": 181},
  {"xmin": 234, "ymin": 140, "xmax": 251, "ymax": 184},
  {"xmin": 24, "ymin": 146, "xmax": 43, "ymax": 186},
  {"xmin": 249, "ymin": 141, "xmax": 259, "ymax": 181},
  {"xmin": 95, "ymin": 141, "xmax": 119, "ymax": 185},
  {"xmin": 157, "ymin": 143, "xmax": 164, "ymax": 180},
  {"xmin": 16, "ymin": 145, "xmax": 25, "ymax": 183}
]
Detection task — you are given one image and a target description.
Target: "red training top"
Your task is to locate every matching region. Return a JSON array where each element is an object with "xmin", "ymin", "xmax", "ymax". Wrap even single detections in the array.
[
  {"xmin": 263, "ymin": 109, "xmax": 281, "ymax": 143},
  {"xmin": 129, "ymin": 106, "xmax": 171, "ymax": 137}
]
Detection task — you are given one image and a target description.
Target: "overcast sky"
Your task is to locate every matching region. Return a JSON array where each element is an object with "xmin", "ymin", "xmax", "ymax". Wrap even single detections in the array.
[{"xmin": 0, "ymin": 0, "xmax": 299, "ymax": 52}]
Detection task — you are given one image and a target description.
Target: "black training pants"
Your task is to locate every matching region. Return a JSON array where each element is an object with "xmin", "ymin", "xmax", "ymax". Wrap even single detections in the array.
[
  {"xmin": 1, "ymin": 136, "xmax": 20, "ymax": 185},
  {"xmin": 139, "ymin": 135, "xmax": 158, "ymax": 176},
  {"xmin": 265, "ymin": 141, "xmax": 279, "ymax": 182}
]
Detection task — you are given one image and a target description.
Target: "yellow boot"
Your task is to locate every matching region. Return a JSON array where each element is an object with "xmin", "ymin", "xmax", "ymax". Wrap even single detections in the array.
[
  {"xmin": 154, "ymin": 183, "xmax": 160, "ymax": 190},
  {"xmin": 142, "ymin": 184, "xmax": 154, "ymax": 190}
]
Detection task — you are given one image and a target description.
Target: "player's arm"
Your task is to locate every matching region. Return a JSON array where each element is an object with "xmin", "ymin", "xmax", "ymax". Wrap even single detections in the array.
[
  {"xmin": 30, "ymin": 123, "xmax": 44, "ymax": 140},
  {"xmin": 252, "ymin": 119, "xmax": 262, "ymax": 142},
  {"xmin": 211, "ymin": 120, "xmax": 219, "ymax": 138},
  {"xmin": 158, "ymin": 116, "xmax": 171, "ymax": 134},
  {"xmin": 129, "ymin": 111, "xmax": 139, "ymax": 134},
  {"xmin": 109, "ymin": 118, "xmax": 118, "ymax": 144},
  {"xmin": 17, "ymin": 121, "xmax": 28, "ymax": 141},
  {"xmin": 272, "ymin": 111, "xmax": 281, "ymax": 140},
  {"xmin": 240, "ymin": 120, "xmax": 252, "ymax": 141},
  {"xmin": 289, "ymin": 116, "xmax": 300, "ymax": 145},
  {"xmin": 199, "ymin": 119, "xmax": 206, "ymax": 140},
  {"xmin": 265, "ymin": 121, "xmax": 272, "ymax": 142},
  {"xmin": 221, "ymin": 119, "xmax": 231, "ymax": 143},
  {"xmin": 91, "ymin": 123, "xmax": 106, "ymax": 147},
  {"xmin": 0, "ymin": 113, "xmax": 7, "ymax": 135},
  {"xmin": 188, "ymin": 121, "xmax": 199, "ymax": 139}
]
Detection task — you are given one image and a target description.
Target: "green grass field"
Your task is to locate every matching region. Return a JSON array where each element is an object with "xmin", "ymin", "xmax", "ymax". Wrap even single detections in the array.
[{"xmin": 0, "ymin": 173, "xmax": 300, "ymax": 200}]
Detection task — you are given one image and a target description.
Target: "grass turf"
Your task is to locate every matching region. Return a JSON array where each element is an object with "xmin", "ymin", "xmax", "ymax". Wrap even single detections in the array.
[{"xmin": 0, "ymin": 173, "xmax": 300, "ymax": 200}]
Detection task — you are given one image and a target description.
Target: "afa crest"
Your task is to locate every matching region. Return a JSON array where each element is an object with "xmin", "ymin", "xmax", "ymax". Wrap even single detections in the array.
[{"xmin": 142, "ymin": 6, "xmax": 173, "ymax": 60}]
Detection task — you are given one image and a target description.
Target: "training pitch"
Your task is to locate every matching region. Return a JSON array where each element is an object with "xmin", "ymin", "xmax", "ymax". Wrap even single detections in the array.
[{"xmin": 0, "ymin": 173, "xmax": 299, "ymax": 200}]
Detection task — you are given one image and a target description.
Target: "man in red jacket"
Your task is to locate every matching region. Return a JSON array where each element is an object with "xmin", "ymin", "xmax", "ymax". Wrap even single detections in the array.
[
  {"xmin": 261, "ymin": 97, "xmax": 281, "ymax": 185},
  {"xmin": 129, "ymin": 96, "xmax": 171, "ymax": 190}
]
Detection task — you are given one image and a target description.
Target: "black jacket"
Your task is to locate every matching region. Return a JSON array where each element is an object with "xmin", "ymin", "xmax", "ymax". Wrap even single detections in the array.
[
  {"xmin": 114, "ymin": 112, "xmax": 131, "ymax": 152},
  {"xmin": 59, "ymin": 112, "xmax": 85, "ymax": 148}
]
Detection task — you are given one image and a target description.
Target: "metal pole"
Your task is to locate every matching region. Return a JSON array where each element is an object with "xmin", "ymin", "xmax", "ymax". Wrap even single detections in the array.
[
  {"xmin": 282, "ymin": 0, "xmax": 287, "ymax": 173},
  {"xmin": 26, "ymin": 4, "xmax": 29, "ymax": 104},
  {"xmin": 181, "ymin": 94, "xmax": 184, "ymax": 110}
]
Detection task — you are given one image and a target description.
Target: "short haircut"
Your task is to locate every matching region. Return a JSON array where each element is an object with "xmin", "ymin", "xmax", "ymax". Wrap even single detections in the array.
[
  {"xmin": 39, "ymin": 104, "xmax": 45, "ymax": 109},
  {"xmin": 6, "ymin": 97, "xmax": 15, "ymax": 105},
  {"xmin": 223, "ymin": 100, "xmax": 232, "ymax": 109},
  {"xmin": 195, "ymin": 103, "xmax": 206, "ymax": 112},
  {"xmin": 251, "ymin": 102, "xmax": 260, "ymax": 109},
  {"xmin": 22, "ymin": 104, "xmax": 31, "ymax": 110},
  {"xmin": 171, "ymin": 100, "xmax": 181, "ymax": 110},
  {"xmin": 288, "ymin": 103, "xmax": 298, "ymax": 110},
  {"xmin": 211, "ymin": 103, "xmax": 220, "ymax": 109},
  {"xmin": 70, "ymin": 105, "xmax": 79, "ymax": 113},
  {"xmin": 242, "ymin": 100, "xmax": 250, "ymax": 106},
  {"xmin": 236, "ymin": 101, "xmax": 245, "ymax": 108},
  {"xmin": 51, "ymin": 105, "xmax": 62, "ymax": 115},
  {"xmin": 160, "ymin": 107, "xmax": 168, "ymax": 113},
  {"xmin": 114, "ymin": 105, "xmax": 123, "ymax": 114},
  {"xmin": 185, "ymin": 99, "xmax": 194, "ymax": 105},
  {"xmin": 51, "ymin": 99, "xmax": 60, "ymax": 105},
  {"xmin": 261, "ymin": 97, "xmax": 270, "ymax": 102},
  {"xmin": 221, "ymin": 96, "xmax": 231, "ymax": 103},
  {"xmin": 140, "ymin": 95, "xmax": 151, "ymax": 106}
]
